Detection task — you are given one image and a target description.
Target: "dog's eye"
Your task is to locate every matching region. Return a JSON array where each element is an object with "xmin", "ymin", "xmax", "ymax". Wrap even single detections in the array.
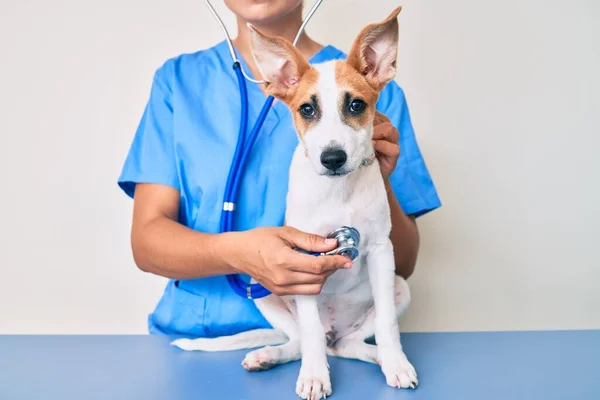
[
  {"xmin": 299, "ymin": 104, "xmax": 316, "ymax": 119},
  {"xmin": 349, "ymin": 99, "xmax": 366, "ymax": 114}
]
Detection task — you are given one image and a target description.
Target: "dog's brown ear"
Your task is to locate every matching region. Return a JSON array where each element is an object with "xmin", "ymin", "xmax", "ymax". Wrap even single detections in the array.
[
  {"xmin": 249, "ymin": 25, "xmax": 311, "ymax": 101},
  {"xmin": 347, "ymin": 6, "xmax": 401, "ymax": 91}
]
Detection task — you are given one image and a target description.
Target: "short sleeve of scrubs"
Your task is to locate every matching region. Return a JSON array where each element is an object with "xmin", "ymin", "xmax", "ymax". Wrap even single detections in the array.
[
  {"xmin": 118, "ymin": 63, "xmax": 179, "ymax": 198},
  {"xmin": 376, "ymin": 82, "xmax": 441, "ymax": 217}
]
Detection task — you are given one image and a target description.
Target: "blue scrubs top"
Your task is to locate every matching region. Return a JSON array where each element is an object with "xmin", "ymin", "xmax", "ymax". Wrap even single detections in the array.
[{"xmin": 118, "ymin": 41, "xmax": 441, "ymax": 338}]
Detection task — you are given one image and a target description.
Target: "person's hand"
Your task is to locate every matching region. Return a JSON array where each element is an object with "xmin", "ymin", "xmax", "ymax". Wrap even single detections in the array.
[
  {"xmin": 229, "ymin": 226, "xmax": 352, "ymax": 296},
  {"xmin": 372, "ymin": 111, "xmax": 400, "ymax": 180}
]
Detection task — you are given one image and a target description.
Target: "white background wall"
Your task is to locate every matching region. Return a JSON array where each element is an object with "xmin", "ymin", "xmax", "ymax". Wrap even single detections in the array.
[{"xmin": 1, "ymin": 0, "xmax": 598, "ymax": 334}]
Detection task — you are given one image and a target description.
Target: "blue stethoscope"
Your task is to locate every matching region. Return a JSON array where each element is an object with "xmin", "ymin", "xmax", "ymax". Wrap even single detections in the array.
[{"xmin": 203, "ymin": 0, "xmax": 360, "ymax": 299}]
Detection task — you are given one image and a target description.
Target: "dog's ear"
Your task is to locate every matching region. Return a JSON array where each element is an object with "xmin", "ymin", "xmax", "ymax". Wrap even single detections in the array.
[
  {"xmin": 249, "ymin": 25, "xmax": 311, "ymax": 101},
  {"xmin": 347, "ymin": 6, "xmax": 401, "ymax": 91}
]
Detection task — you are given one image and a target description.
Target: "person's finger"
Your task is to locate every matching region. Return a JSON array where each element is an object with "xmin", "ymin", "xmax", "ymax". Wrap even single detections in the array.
[
  {"xmin": 275, "ymin": 269, "xmax": 335, "ymax": 286},
  {"xmin": 287, "ymin": 251, "xmax": 352, "ymax": 274},
  {"xmin": 280, "ymin": 226, "xmax": 338, "ymax": 252},
  {"xmin": 374, "ymin": 110, "xmax": 391, "ymax": 124},
  {"xmin": 372, "ymin": 122, "xmax": 399, "ymax": 142},
  {"xmin": 317, "ymin": 254, "xmax": 353, "ymax": 273},
  {"xmin": 373, "ymin": 139, "xmax": 400, "ymax": 158},
  {"xmin": 276, "ymin": 283, "xmax": 325, "ymax": 296}
]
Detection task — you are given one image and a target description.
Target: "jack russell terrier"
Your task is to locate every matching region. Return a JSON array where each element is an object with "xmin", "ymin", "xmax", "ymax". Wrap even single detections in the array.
[{"xmin": 173, "ymin": 6, "xmax": 418, "ymax": 399}]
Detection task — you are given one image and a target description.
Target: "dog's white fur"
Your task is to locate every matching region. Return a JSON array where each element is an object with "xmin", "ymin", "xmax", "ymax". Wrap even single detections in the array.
[{"xmin": 173, "ymin": 7, "xmax": 417, "ymax": 399}]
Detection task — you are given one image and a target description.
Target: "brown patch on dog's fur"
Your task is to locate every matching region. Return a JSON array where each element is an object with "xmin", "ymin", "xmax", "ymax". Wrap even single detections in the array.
[
  {"xmin": 250, "ymin": 27, "xmax": 311, "ymax": 103},
  {"xmin": 250, "ymin": 26, "xmax": 322, "ymax": 138},
  {"xmin": 335, "ymin": 62, "xmax": 379, "ymax": 131},
  {"xmin": 285, "ymin": 68, "xmax": 321, "ymax": 138}
]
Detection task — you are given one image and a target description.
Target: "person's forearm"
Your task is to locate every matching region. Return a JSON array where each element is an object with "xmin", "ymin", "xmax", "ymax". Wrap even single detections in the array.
[
  {"xmin": 131, "ymin": 216, "xmax": 239, "ymax": 280},
  {"xmin": 385, "ymin": 180, "xmax": 420, "ymax": 279}
]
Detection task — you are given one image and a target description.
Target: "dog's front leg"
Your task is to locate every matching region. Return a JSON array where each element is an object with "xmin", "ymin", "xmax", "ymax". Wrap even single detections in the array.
[
  {"xmin": 294, "ymin": 295, "xmax": 331, "ymax": 400},
  {"xmin": 367, "ymin": 240, "xmax": 418, "ymax": 389}
]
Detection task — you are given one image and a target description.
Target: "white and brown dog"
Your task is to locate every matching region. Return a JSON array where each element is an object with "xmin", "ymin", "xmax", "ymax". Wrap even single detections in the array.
[{"xmin": 173, "ymin": 7, "xmax": 418, "ymax": 399}]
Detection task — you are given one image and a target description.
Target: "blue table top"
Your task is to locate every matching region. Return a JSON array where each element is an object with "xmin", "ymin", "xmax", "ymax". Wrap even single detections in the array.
[{"xmin": 1, "ymin": 330, "xmax": 599, "ymax": 400}]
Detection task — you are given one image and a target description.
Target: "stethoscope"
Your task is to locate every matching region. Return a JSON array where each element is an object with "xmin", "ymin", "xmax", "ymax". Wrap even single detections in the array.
[{"xmin": 203, "ymin": 0, "xmax": 360, "ymax": 299}]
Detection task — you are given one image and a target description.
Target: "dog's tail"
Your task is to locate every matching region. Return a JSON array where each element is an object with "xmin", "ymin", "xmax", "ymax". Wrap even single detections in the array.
[{"xmin": 171, "ymin": 329, "xmax": 287, "ymax": 352}]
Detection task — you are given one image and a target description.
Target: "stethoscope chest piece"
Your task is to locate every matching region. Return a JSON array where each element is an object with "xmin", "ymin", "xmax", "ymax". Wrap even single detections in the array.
[{"xmin": 325, "ymin": 226, "xmax": 361, "ymax": 261}]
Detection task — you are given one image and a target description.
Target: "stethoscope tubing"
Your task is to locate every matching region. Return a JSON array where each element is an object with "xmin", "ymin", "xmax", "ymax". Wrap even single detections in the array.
[{"xmin": 222, "ymin": 65, "xmax": 273, "ymax": 299}]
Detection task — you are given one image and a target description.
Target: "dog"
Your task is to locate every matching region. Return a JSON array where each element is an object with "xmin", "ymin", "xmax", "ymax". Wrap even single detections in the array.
[{"xmin": 173, "ymin": 7, "xmax": 418, "ymax": 399}]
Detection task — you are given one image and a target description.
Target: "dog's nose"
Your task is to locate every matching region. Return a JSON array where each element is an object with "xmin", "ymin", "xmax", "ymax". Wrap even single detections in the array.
[{"xmin": 320, "ymin": 149, "xmax": 347, "ymax": 171}]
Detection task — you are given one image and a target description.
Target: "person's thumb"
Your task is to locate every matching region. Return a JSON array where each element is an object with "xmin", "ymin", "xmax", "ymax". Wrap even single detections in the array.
[{"xmin": 282, "ymin": 227, "xmax": 338, "ymax": 252}]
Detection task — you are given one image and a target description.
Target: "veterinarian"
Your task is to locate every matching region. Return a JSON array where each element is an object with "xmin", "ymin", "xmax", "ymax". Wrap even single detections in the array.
[{"xmin": 118, "ymin": 0, "xmax": 441, "ymax": 338}]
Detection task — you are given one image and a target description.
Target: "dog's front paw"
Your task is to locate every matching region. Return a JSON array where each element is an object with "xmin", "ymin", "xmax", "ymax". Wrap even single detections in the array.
[
  {"xmin": 380, "ymin": 351, "xmax": 418, "ymax": 389},
  {"xmin": 296, "ymin": 364, "xmax": 332, "ymax": 400}
]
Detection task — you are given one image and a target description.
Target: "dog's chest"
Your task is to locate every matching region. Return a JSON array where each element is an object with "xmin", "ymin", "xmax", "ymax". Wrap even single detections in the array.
[
  {"xmin": 289, "ymin": 200, "xmax": 363, "ymax": 233},
  {"xmin": 285, "ymin": 161, "xmax": 391, "ymax": 294},
  {"xmin": 285, "ymin": 166, "xmax": 389, "ymax": 240}
]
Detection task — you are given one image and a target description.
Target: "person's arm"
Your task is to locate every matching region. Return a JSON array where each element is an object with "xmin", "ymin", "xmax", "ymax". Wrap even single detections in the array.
[
  {"xmin": 130, "ymin": 183, "xmax": 236, "ymax": 279},
  {"xmin": 385, "ymin": 181, "xmax": 419, "ymax": 278},
  {"xmin": 371, "ymin": 80, "xmax": 441, "ymax": 279},
  {"xmin": 129, "ymin": 183, "xmax": 351, "ymax": 295},
  {"xmin": 372, "ymin": 111, "xmax": 421, "ymax": 279}
]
